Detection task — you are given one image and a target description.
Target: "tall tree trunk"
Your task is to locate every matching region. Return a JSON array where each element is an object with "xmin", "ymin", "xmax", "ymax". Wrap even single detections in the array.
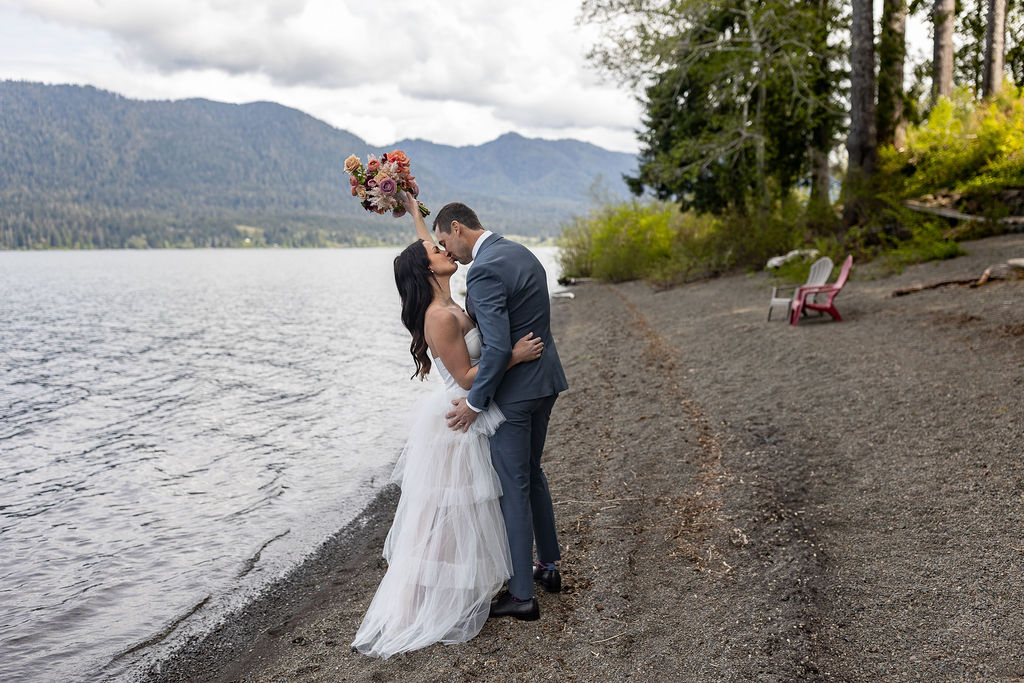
[
  {"xmin": 878, "ymin": 0, "xmax": 907, "ymax": 148},
  {"xmin": 844, "ymin": 0, "xmax": 877, "ymax": 225},
  {"xmin": 808, "ymin": 0, "xmax": 834, "ymax": 207},
  {"xmin": 983, "ymin": 0, "xmax": 1008, "ymax": 96},
  {"xmin": 847, "ymin": 0, "xmax": 877, "ymax": 177},
  {"xmin": 742, "ymin": 0, "xmax": 769, "ymax": 212},
  {"xmin": 933, "ymin": 0, "xmax": 956, "ymax": 100}
]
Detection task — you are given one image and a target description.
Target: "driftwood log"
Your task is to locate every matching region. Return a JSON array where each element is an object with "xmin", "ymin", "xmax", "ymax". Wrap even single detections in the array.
[
  {"xmin": 904, "ymin": 201, "xmax": 1024, "ymax": 230},
  {"xmin": 891, "ymin": 259, "xmax": 1024, "ymax": 297},
  {"xmin": 557, "ymin": 276, "xmax": 595, "ymax": 286}
]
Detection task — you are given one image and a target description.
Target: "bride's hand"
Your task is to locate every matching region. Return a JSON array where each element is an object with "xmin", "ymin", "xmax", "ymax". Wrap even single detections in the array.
[
  {"xmin": 511, "ymin": 332, "xmax": 543, "ymax": 365},
  {"xmin": 399, "ymin": 189, "xmax": 418, "ymax": 215},
  {"xmin": 401, "ymin": 188, "xmax": 432, "ymax": 242}
]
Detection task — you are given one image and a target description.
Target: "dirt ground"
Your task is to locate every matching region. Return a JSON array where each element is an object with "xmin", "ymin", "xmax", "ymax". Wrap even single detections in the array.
[{"xmin": 148, "ymin": 233, "xmax": 1024, "ymax": 682}]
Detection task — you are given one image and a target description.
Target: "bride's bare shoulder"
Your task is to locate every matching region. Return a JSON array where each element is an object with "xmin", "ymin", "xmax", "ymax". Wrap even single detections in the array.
[{"xmin": 424, "ymin": 304, "xmax": 460, "ymax": 333}]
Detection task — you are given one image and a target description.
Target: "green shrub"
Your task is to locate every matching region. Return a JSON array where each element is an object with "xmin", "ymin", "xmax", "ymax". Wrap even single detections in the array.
[
  {"xmin": 878, "ymin": 84, "xmax": 1024, "ymax": 204},
  {"xmin": 558, "ymin": 199, "xmax": 806, "ymax": 285},
  {"xmin": 881, "ymin": 221, "xmax": 964, "ymax": 271},
  {"xmin": 557, "ymin": 216, "xmax": 596, "ymax": 279},
  {"xmin": 558, "ymin": 200, "xmax": 717, "ymax": 282},
  {"xmin": 588, "ymin": 202, "xmax": 677, "ymax": 282}
]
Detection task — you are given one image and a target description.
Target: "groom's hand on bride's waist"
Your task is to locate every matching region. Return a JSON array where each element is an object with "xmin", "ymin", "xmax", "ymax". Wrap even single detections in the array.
[{"xmin": 446, "ymin": 398, "xmax": 480, "ymax": 433}]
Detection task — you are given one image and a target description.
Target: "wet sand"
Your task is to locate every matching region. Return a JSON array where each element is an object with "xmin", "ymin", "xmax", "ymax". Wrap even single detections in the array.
[{"xmin": 147, "ymin": 233, "xmax": 1024, "ymax": 682}]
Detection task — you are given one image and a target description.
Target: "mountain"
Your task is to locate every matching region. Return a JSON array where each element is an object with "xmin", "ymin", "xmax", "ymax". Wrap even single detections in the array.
[{"xmin": 0, "ymin": 81, "xmax": 636, "ymax": 249}]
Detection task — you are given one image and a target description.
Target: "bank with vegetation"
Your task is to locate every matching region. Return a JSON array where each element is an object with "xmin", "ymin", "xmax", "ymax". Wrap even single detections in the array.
[{"xmin": 561, "ymin": 1, "xmax": 1024, "ymax": 284}]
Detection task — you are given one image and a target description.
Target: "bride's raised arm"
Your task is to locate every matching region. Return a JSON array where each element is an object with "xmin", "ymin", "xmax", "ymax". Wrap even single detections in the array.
[{"xmin": 401, "ymin": 191, "xmax": 433, "ymax": 244}]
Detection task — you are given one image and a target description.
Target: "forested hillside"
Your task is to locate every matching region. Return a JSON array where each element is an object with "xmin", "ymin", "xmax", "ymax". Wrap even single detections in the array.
[{"xmin": 0, "ymin": 82, "xmax": 636, "ymax": 248}]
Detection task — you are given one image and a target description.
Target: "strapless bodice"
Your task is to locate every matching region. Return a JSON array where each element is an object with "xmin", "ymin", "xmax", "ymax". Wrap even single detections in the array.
[{"xmin": 434, "ymin": 327, "xmax": 481, "ymax": 393}]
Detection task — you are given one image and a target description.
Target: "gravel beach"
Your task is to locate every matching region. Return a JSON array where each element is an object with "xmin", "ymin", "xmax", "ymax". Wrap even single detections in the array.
[{"xmin": 147, "ymin": 233, "xmax": 1024, "ymax": 682}]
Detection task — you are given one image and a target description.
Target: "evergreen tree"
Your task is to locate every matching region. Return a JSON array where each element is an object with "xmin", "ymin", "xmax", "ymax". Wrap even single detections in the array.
[{"xmin": 581, "ymin": 0, "xmax": 844, "ymax": 216}]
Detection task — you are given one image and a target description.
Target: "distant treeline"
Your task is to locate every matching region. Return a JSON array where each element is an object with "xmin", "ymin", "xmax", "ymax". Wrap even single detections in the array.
[{"xmin": 0, "ymin": 200, "xmax": 409, "ymax": 249}]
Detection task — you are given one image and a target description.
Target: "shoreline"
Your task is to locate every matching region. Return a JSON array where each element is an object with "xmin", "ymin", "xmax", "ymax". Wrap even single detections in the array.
[
  {"xmin": 138, "ymin": 484, "xmax": 401, "ymax": 682},
  {"xmin": 146, "ymin": 233, "xmax": 1024, "ymax": 681},
  {"xmin": 0, "ymin": 236, "xmax": 562, "ymax": 252}
]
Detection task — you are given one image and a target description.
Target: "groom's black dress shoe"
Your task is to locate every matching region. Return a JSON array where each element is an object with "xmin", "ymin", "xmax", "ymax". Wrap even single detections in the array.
[
  {"xmin": 489, "ymin": 591, "xmax": 539, "ymax": 621},
  {"xmin": 533, "ymin": 566, "xmax": 561, "ymax": 593}
]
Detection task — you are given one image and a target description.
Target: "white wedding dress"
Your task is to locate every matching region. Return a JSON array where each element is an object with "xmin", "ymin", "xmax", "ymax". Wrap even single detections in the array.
[{"xmin": 351, "ymin": 327, "xmax": 512, "ymax": 659}]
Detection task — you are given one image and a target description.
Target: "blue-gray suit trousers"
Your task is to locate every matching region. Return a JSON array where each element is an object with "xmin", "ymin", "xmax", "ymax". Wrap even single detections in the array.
[{"xmin": 488, "ymin": 393, "xmax": 561, "ymax": 600}]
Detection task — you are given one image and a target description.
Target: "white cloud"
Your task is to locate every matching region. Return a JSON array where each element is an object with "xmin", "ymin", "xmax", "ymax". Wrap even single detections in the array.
[{"xmin": 0, "ymin": 0, "xmax": 641, "ymax": 151}]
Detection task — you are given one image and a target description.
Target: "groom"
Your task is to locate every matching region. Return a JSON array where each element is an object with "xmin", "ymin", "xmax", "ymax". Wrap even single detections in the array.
[{"xmin": 434, "ymin": 202, "xmax": 569, "ymax": 621}]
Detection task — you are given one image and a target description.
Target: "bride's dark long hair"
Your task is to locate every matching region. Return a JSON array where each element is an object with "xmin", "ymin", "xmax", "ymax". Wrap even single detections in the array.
[{"xmin": 394, "ymin": 240, "xmax": 436, "ymax": 380}]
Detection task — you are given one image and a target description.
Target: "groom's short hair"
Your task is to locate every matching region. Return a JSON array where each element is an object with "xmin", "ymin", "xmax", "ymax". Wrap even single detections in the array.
[{"xmin": 433, "ymin": 202, "xmax": 483, "ymax": 233}]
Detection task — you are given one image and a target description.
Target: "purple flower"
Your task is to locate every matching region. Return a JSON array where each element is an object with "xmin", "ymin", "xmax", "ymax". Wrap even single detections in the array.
[
  {"xmin": 366, "ymin": 178, "xmax": 378, "ymax": 189},
  {"xmin": 392, "ymin": 206, "xmax": 407, "ymax": 218},
  {"xmin": 379, "ymin": 177, "xmax": 397, "ymax": 196}
]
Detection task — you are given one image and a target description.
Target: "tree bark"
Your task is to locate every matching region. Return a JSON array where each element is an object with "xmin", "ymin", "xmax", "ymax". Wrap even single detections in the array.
[
  {"xmin": 983, "ymin": 0, "xmax": 1008, "ymax": 97},
  {"xmin": 933, "ymin": 0, "xmax": 955, "ymax": 100},
  {"xmin": 878, "ymin": 0, "xmax": 908, "ymax": 148},
  {"xmin": 742, "ymin": 0, "xmax": 769, "ymax": 211},
  {"xmin": 808, "ymin": 0, "xmax": 834, "ymax": 207},
  {"xmin": 847, "ymin": 0, "xmax": 877, "ymax": 177}
]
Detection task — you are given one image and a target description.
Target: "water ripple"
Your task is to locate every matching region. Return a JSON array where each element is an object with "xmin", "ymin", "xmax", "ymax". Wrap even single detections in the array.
[{"xmin": 0, "ymin": 247, "xmax": 563, "ymax": 683}]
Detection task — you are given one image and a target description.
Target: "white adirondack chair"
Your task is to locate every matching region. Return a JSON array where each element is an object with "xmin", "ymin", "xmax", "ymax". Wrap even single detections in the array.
[{"xmin": 767, "ymin": 256, "xmax": 833, "ymax": 321}]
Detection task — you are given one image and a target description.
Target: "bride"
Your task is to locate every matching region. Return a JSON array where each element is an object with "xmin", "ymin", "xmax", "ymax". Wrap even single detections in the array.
[{"xmin": 351, "ymin": 191, "xmax": 542, "ymax": 658}]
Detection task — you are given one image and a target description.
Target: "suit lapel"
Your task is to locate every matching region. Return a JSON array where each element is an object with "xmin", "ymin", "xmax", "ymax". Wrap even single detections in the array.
[{"xmin": 466, "ymin": 233, "xmax": 501, "ymax": 322}]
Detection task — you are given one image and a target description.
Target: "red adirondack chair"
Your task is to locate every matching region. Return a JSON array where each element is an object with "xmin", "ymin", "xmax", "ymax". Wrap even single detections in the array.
[{"xmin": 789, "ymin": 255, "xmax": 853, "ymax": 326}]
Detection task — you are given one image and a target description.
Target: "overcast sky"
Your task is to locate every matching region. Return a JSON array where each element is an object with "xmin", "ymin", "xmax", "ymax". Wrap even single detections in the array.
[
  {"xmin": 0, "ymin": 1, "xmax": 936, "ymax": 156},
  {"xmin": 0, "ymin": 0, "xmax": 644, "ymax": 153}
]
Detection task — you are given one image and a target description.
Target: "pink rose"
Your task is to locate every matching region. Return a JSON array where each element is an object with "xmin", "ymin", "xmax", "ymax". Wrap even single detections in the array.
[
  {"xmin": 367, "ymin": 159, "xmax": 381, "ymax": 173},
  {"xmin": 379, "ymin": 177, "xmax": 397, "ymax": 196}
]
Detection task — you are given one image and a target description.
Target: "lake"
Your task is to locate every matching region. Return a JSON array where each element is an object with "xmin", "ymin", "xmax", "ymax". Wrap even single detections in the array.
[{"xmin": 0, "ymin": 246, "xmax": 563, "ymax": 682}]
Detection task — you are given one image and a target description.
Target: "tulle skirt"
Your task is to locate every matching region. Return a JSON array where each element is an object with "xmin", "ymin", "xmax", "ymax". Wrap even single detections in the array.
[{"xmin": 351, "ymin": 387, "xmax": 512, "ymax": 659}]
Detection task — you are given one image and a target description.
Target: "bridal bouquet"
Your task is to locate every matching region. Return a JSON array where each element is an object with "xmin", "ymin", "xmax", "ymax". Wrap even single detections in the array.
[{"xmin": 344, "ymin": 150, "xmax": 430, "ymax": 218}]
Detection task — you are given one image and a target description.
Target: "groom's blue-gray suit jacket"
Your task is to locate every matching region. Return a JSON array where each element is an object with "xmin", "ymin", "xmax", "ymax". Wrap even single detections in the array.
[{"xmin": 465, "ymin": 234, "xmax": 568, "ymax": 410}]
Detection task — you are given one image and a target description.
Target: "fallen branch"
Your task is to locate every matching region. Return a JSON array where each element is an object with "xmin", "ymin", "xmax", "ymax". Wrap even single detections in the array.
[
  {"xmin": 891, "ymin": 260, "xmax": 1024, "ymax": 296},
  {"xmin": 891, "ymin": 278, "xmax": 979, "ymax": 296},
  {"xmin": 904, "ymin": 201, "xmax": 1024, "ymax": 229}
]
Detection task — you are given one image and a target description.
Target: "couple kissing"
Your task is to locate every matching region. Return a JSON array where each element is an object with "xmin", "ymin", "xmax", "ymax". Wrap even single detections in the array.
[{"xmin": 351, "ymin": 191, "xmax": 568, "ymax": 658}]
